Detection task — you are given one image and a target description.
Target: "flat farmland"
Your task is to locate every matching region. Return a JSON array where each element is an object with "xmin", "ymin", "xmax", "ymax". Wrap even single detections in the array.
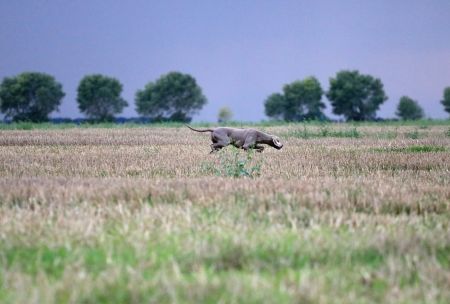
[{"xmin": 0, "ymin": 123, "xmax": 449, "ymax": 303}]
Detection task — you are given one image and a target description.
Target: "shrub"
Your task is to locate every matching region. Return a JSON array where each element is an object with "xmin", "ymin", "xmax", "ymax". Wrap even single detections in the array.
[{"xmin": 202, "ymin": 148, "xmax": 262, "ymax": 178}]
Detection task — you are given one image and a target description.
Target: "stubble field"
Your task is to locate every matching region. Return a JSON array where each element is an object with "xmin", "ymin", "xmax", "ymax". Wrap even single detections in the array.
[{"xmin": 0, "ymin": 122, "xmax": 449, "ymax": 303}]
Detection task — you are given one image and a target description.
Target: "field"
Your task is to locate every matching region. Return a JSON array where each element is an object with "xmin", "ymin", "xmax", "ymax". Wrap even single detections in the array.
[{"xmin": 0, "ymin": 122, "xmax": 449, "ymax": 303}]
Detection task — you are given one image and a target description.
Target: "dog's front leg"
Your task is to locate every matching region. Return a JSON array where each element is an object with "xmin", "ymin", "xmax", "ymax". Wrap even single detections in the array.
[
  {"xmin": 242, "ymin": 135, "xmax": 257, "ymax": 151},
  {"xmin": 254, "ymin": 144, "xmax": 265, "ymax": 152}
]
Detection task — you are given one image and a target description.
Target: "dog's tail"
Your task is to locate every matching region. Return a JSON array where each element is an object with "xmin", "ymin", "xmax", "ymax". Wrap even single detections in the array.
[{"xmin": 185, "ymin": 125, "xmax": 214, "ymax": 132}]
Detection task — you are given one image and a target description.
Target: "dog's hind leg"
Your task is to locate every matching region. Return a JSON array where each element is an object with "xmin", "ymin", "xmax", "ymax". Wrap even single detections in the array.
[
  {"xmin": 210, "ymin": 143, "xmax": 225, "ymax": 153},
  {"xmin": 210, "ymin": 132, "xmax": 230, "ymax": 153}
]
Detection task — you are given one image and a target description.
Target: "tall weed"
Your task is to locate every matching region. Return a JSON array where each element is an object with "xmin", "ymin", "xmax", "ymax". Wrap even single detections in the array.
[{"xmin": 202, "ymin": 148, "xmax": 262, "ymax": 178}]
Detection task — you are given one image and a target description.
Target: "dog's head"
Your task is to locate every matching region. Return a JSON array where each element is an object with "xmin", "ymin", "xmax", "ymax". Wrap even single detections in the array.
[{"xmin": 271, "ymin": 136, "xmax": 283, "ymax": 150}]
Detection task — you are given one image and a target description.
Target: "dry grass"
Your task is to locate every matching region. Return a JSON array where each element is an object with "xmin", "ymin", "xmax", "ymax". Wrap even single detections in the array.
[{"xmin": 0, "ymin": 123, "xmax": 449, "ymax": 303}]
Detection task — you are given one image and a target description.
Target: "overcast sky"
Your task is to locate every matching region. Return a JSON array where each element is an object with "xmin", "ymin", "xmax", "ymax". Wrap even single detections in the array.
[{"xmin": 1, "ymin": 0, "xmax": 450, "ymax": 121}]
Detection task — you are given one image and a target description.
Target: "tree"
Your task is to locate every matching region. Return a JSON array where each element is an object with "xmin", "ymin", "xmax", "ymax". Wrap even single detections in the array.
[
  {"xmin": 0, "ymin": 72, "xmax": 64, "ymax": 122},
  {"xmin": 264, "ymin": 93, "xmax": 286, "ymax": 120},
  {"xmin": 283, "ymin": 77, "xmax": 325, "ymax": 121},
  {"xmin": 136, "ymin": 72, "xmax": 207, "ymax": 122},
  {"xmin": 326, "ymin": 70, "xmax": 388, "ymax": 121},
  {"xmin": 218, "ymin": 106, "xmax": 233, "ymax": 123},
  {"xmin": 264, "ymin": 76, "xmax": 325, "ymax": 121},
  {"xmin": 77, "ymin": 74, "xmax": 127, "ymax": 121},
  {"xmin": 396, "ymin": 96, "xmax": 424, "ymax": 120},
  {"xmin": 441, "ymin": 87, "xmax": 450, "ymax": 116}
]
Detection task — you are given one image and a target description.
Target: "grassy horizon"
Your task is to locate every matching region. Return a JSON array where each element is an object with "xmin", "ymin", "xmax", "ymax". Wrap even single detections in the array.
[{"xmin": 0, "ymin": 118, "xmax": 449, "ymax": 130}]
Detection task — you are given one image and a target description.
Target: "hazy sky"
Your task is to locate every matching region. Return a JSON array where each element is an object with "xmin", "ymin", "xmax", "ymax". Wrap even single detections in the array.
[{"xmin": 1, "ymin": 0, "xmax": 450, "ymax": 121}]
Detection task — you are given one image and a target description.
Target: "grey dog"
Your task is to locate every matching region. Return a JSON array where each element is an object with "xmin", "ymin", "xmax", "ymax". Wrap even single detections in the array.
[{"xmin": 186, "ymin": 125, "xmax": 283, "ymax": 153}]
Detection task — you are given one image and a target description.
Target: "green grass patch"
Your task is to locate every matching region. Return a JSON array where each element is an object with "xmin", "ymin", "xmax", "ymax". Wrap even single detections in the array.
[
  {"xmin": 155, "ymin": 232, "xmax": 387, "ymax": 273},
  {"xmin": 1, "ymin": 225, "xmax": 448, "ymax": 302},
  {"xmin": 348, "ymin": 119, "xmax": 450, "ymax": 127},
  {"xmin": 2, "ymin": 245, "xmax": 70, "ymax": 279},
  {"xmin": 373, "ymin": 145, "xmax": 447, "ymax": 153},
  {"xmin": 436, "ymin": 246, "xmax": 450, "ymax": 268},
  {"xmin": 1, "ymin": 119, "xmax": 449, "ymax": 130},
  {"xmin": 0, "ymin": 122, "xmax": 186, "ymax": 130},
  {"xmin": 0, "ymin": 122, "xmax": 78, "ymax": 130},
  {"xmin": 284, "ymin": 125, "xmax": 361, "ymax": 139},
  {"xmin": 0, "ymin": 239, "xmax": 139, "ymax": 279},
  {"xmin": 0, "ymin": 232, "xmax": 385, "ymax": 279}
]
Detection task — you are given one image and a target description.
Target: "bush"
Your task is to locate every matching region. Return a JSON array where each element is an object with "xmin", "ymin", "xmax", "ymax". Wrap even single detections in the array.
[{"xmin": 202, "ymin": 148, "xmax": 262, "ymax": 178}]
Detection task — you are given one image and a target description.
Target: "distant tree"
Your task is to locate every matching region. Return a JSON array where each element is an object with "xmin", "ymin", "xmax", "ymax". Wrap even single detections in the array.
[
  {"xmin": 264, "ymin": 93, "xmax": 286, "ymax": 120},
  {"xmin": 284, "ymin": 77, "xmax": 325, "ymax": 120},
  {"xmin": 264, "ymin": 76, "xmax": 325, "ymax": 121},
  {"xmin": 396, "ymin": 96, "xmax": 424, "ymax": 120},
  {"xmin": 218, "ymin": 106, "xmax": 233, "ymax": 123},
  {"xmin": 0, "ymin": 72, "xmax": 64, "ymax": 122},
  {"xmin": 441, "ymin": 87, "xmax": 450, "ymax": 116},
  {"xmin": 326, "ymin": 70, "xmax": 388, "ymax": 121},
  {"xmin": 77, "ymin": 74, "xmax": 127, "ymax": 121},
  {"xmin": 136, "ymin": 72, "xmax": 207, "ymax": 122}
]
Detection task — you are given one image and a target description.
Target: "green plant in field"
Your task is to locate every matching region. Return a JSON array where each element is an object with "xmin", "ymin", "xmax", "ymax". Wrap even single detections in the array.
[
  {"xmin": 204, "ymin": 147, "xmax": 262, "ymax": 178},
  {"xmin": 446, "ymin": 128, "xmax": 450, "ymax": 137},
  {"xmin": 220, "ymin": 148, "xmax": 262, "ymax": 178}
]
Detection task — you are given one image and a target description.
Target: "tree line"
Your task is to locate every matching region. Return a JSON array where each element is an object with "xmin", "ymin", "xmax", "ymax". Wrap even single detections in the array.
[
  {"xmin": 0, "ymin": 72, "xmax": 206, "ymax": 123},
  {"xmin": 265, "ymin": 71, "xmax": 449, "ymax": 121},
  {"xmin": 0, "ymin": 70, "xmax": 449, "ymax": 122}
]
